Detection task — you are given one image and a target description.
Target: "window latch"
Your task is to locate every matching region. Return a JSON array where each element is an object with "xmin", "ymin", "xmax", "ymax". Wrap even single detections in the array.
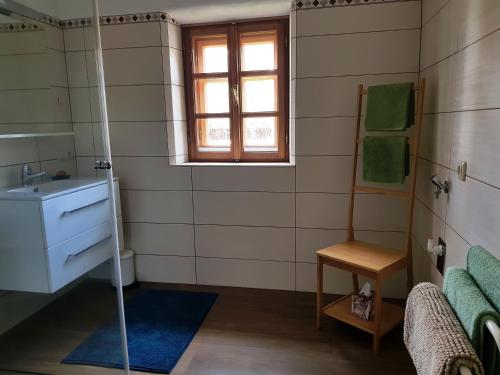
[{"xmin": 231, "ymin": 84, "xmax": 239, "ymax": 107}]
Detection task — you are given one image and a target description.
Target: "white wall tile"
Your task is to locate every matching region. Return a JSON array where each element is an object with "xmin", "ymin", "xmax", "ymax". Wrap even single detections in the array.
[
  {"xmin": 413, "ymin": 199, "xmax": 445, "ymax": 262},
  {"xmin": 63, "ymin": 27, "xmax": 85, "ymax": 52},
  {"xmin": 112, "ymin": 156, "xmax": 191, "ymax": 190},
  {"xmin": 101, "ymin": 22, "xmax": 161, "ymax": 49},
  {"xmin": 448, "ymin": 30, "xmax": 500, "ymax": 112},
  {"xmin": 109, "ymin": 122, "xmax": 168, "ymax": 156},
  {"xmin": 125, "ymin": 223, "xmax": 194, "ymax": 256},
  {"xmin": 295, "ymin": 117, "xmax": 356, "ymax": 156},
  {"xmin": 0, "ymin": 54, "xmax": 48, "ymax": 90},
  {"xmin": 450, "ymin": 109, "xmax": 500, "ymax": 188},
  {"xmin": 37, "ymin": 134, "xmax": 75, "ymax": 161},
  {"xmin": 166, "ymin": 120, "xmax": 188, "ymax": 157},
  {"xmin": 296, "ymin": 73, "xmax": 418, "ymax": 118},
  {"xmin": 296, "ymin": 193, "xmax": 349, "ymax": 229},
  {"xmin": 163, "ymin": 47, "xmax": 184, "ymax": 86},
  {"xmin": 296, "ymin": 228, "xmax": 346, "ymax": 263},
  {"xmin": 446, "ymin": 173, "xmax": 500, "ymax": 258},
  {"xmin": 135, "ymin": 255, "xmax": 196, "ymax": 284},
  {"xmin": 420, "ymin": 0, "xmax": 458, "ymax": 69},
  {"xmin": 192, "ymin": 166, "xmax": 294, "ymax": 192},
  {"xmin": 422, "ymin": 0, "xmax": 449, "ymax": 25},
  {"xmin": 165, "ymin": 84, "xmax": 186, "ymax": 122},
  {"xmin": 195, "ymin": 225, "xmax": 294, "ymax": 261},
  {"xmin": 196, "ymin": 258, "xmax": 294, "ymax": 291},
  {"xmin": 194, "ymin": 191, "xmax": 295, "ymax": 227},
  {"xmin": 106, "ymin": 85, "xmax": 166, "ymax": 122},
  {"xmin": 354, "ymin": 194, "xmax": 409, "ymax": 231},
  {"xmin": 66, "ymin": 51, "xmax": 88, "ymax": 88},
  {"xmin": 297, "ymin": 29, "xmax": 420, "ymax": 78},
  {"xmin": 0, "ymin": 138, "xmax": 38, "ymax": 167},
  {"xmin": 455, "ymin": 0, "xmax": 500, "ymax": 49},
  {"xmin": 355, "ymin": 230, "xmax": 407, "ymax": 251},
  {"xmin": 69, "ymin": 88, "xmax": 91, "ymax": 122},
  {"xmin": 297, "ymin": 1, "xmax": 421, "ymax": 36},
  {"xmin": 296, "ymin": 156, "xmax": 352, "ymax": 193},
  {"xmin": 122, "ymin": 190, "xmax": 193, "ymax": 224},
  {"xmin": 76, "ymin": 156, "xmax": 97, "ymax": 177},
  {"xmin": 415, "ymin": 158, "xmax": 449, "ymax": 221},
  {"xmin": 102, "ymin": 47, "xmax": 163, "ymax": 86},
  {"xmin": 420, "ymin": 113, "xmax": 452, "ymax": 167},
  {"xmin": 443, "ymin": 224, "xmax": 469, "ymax": 269},
  {"xmin": 161, "ymin": 22, "xmax": 182, "ymax": 49}
]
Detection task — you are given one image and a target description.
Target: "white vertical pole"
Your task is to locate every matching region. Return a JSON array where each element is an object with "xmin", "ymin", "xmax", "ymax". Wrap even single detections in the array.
[{"xmin": 92, "ymin": 0, "xmax": 130, "ymax": 373}]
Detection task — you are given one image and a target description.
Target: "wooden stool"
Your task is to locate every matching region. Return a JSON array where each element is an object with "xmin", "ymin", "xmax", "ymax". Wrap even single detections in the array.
[
  {"xmin": 316, "ymin": 79, "xmax": 426, "ymax": 354},
  {"xmin": 316, "ymin": 240, "xmax": 407, "ymax": 354}
]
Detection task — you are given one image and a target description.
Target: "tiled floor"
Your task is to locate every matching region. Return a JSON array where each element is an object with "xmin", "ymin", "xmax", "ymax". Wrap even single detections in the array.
[{"xmin": 0, "ymin": 280, "xmax": 416, "ymax": 375}]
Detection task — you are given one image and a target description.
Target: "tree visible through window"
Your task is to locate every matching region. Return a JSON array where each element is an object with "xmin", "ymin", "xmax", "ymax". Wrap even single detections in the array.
[{"xmin": 182, "ymin": 19, "xmax": 289, "ymax": 162}]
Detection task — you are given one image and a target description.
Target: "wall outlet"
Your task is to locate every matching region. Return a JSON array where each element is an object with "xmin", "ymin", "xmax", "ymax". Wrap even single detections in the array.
[
  {"xmin": 457, "ymin": 161, "xmax": 467, "ymax": 181},
  {"xmin": 436, "ymin": 237, "xmax": 446, "ymax": 275}
]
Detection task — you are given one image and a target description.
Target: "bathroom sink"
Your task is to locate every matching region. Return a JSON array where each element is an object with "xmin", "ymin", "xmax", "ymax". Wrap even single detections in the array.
[{"xmin": 0, "ymin": 178, "xmax": 108, "ymax": 200}]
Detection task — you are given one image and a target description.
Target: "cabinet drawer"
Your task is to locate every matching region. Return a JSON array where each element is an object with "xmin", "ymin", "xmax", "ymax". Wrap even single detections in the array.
[
  {"xmin": 42, "ymin": 183, "xmax": 111, "ymax": 247},
  {"xmin": 47, "ymin": 223, "xmax": 113, "ymax": 293}
]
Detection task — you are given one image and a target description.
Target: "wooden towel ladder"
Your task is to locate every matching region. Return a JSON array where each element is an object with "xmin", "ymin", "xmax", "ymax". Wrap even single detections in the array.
[{"xmin": 316, "ymin": 78, "xmax": 426, "ymax": 354}]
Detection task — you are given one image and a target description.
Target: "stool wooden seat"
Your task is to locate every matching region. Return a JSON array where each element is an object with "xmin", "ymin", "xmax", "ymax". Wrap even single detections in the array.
[
  {"xmin": 316, "ymin": 79, "xmax": 426, "ymax": 355},
  {"xmin": 316, "ymin": 241, "xmax": 407, "ymax": 354}
]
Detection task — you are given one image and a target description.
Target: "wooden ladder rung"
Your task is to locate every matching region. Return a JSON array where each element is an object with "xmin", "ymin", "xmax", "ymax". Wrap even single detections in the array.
[
  {"xmin": 356, "ymin": 138, "xmax": 415, "ymax": 145},
  {"xmin": 360, "ymin": 85, "xmax": 421, "ymax": 95},
  {"xmin": 354, "ymin": 185, "xmax": 411, "ymax": 197}
]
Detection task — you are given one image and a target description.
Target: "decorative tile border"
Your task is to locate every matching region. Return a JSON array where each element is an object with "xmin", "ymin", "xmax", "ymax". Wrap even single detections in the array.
[
  {"xmin": 0, "ymin": 8, "xmax": 176, "ymax": 33},
  {"xmin": 291, "ymin": 0, "xmax": 413, "ymax": 10},
  {"xmin": 62, "ymin": 12, "xmax": 176, "ymax": 29},
  {"xmin": 0, "ymin": 22, "xmax": 43, "ymax": 32}
]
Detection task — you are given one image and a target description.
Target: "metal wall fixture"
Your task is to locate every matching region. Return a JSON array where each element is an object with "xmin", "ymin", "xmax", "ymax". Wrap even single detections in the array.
[{"xmin": 430, "ymin": 174, "xmax": 449, "ymax": 198}]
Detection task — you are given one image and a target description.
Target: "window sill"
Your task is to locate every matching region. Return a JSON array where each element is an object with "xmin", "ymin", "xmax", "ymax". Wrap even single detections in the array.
[{"xmin": 174, "ymin": 161, "xmax": 295, "ymax": 168}]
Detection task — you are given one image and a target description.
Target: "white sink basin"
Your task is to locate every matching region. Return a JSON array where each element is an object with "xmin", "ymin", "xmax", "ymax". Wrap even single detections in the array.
[{"xmin": 1, "ymin": 178, "xmax": 108, "ymax": 200}]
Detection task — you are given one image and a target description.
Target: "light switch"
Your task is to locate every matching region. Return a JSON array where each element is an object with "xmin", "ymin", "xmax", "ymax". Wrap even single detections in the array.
[{"xmin": 457, "ymin": 161, "xmax": 467, "ymax": 181}]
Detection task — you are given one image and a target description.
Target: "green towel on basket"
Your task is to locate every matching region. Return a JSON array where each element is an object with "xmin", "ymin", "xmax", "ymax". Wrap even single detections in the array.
[
  {"xmin": 363, "ymin": 136, "xmax": 408, "ymax": 183},
  {"xmin": 365, "ymin": 82, "xmax": 415, "ymax": 131},
  {"xmin": 444, "ymin": 267, "xmax": 500, "ymax": 375}
]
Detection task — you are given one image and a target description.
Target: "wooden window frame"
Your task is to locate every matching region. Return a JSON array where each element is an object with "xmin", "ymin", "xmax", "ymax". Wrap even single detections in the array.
[{"xmin": 182, "ymin": 18, "xmax": 289, "ymax": 162}]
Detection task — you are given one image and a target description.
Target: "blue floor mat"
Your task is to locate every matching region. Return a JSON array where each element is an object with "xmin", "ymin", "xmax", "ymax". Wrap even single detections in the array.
[{"xmin": 63, "ymin": 289, "xmax": 217, "ymax": 373}]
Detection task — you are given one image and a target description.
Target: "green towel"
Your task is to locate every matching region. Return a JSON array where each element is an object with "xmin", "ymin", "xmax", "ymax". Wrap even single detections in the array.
[
  {"xmin": 365, "ymin": 82, "xmax": 415, "ymax": 131},
  {"xmin": 467, "ymin": 246, "xmax": 500, "ymax": 312},
  {"xmin": 444, "ymin": 267, "xmax": 500, "ymax": 375},
  {"xmin": 363, "ymin": 136, "xmax": 407, "ymax": 183}
]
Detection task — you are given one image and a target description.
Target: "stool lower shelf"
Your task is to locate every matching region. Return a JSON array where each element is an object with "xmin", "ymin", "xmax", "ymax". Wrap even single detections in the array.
[{"xmin": 322, "ymin": 294, "xmax": 404, "ymax": 336}]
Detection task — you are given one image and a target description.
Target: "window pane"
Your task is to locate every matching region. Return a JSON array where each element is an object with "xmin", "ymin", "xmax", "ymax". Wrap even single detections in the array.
[
  {"xmin": 195, "ymin": 78, "xmax": 229, "ymax": 113},
  {"xmin": 243, "ymin": 117, "xmax": 278, "ymax": 152},
  {"xmin": 240, "ymin": 31, "xmax": 277, "ymax": 71},
  {"xmin": 196, "ymin": 118, "xmax": 231, "ymax": 152},
  {"xmin": 241, "ymin": 76, "xmax": 277, "ymax": 113},
  {"xmin": 193, "ymin": 35, "xmax": 228, "ymax": 73}
]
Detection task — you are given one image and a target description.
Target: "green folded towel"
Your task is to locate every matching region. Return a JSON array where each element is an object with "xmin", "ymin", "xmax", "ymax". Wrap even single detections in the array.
[
  {"xmin": 444, "ymin": 267, "xmax": 500, "ymax": 375},
  {"xmin": 467, "ymin": 246, "xmax": 500, "ymax": 312},
  {"xmin": 363, "ymin": 136, "xmax": 408, "ymax": 183},
  {"xmin": 365, "ymin": 82, "xmax": 415, "ymax": 131}
]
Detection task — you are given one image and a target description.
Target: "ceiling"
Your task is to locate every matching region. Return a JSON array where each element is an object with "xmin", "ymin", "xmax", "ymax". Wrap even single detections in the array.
[{"xmin": 98, "ymin": 0, "xmax": 292, "ymax": 24}]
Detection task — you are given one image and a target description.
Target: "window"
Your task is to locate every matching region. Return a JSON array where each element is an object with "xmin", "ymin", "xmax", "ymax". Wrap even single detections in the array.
[{"xmin": 182, "ymin": 19, "xmax": 289, "ymax": 162}]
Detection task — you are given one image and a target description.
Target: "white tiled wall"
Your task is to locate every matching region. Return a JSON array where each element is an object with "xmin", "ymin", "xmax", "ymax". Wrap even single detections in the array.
[
  {"xmin": 94, "ymin": 3, "xmax": 421, "ymax": 296},
  {"xmin": 413, "ymin": 0, "xmax": 500, "ymax": 286}
]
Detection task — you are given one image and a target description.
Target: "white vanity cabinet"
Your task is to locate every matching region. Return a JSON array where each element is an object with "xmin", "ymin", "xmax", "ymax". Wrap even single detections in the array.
[{"xmin": 0, "ymin": 179, "xmax": 120, "ymax": 293}]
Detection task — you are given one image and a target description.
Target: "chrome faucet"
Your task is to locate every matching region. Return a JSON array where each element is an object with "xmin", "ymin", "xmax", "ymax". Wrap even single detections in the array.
[{"xmin": 21, "ymin": 164, "xmax": 46, "ymax": 186}]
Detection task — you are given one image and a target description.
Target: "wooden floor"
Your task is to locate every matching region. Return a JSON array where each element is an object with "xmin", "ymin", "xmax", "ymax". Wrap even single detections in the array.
[{"xmin": 0, "ymin": 280, "xmax": 416, "ymax": 375}]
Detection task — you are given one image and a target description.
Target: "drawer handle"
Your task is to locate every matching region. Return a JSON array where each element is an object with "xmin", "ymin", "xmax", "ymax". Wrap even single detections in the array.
[
  {"xmin": 65, "ymin": 235, "xmax": 112, "ymax": 264},
  {"xmin": 61, "ymin": 197, "xmax": 109, "ymax": 216}
]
